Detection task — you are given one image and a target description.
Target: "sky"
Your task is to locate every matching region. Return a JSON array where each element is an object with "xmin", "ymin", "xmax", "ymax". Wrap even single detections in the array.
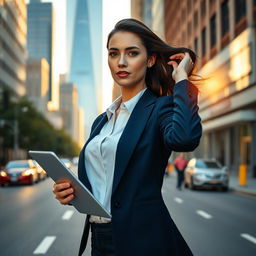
[{"xmin": 26, "ymin": 0, "xmax": 131, "ymax": 113}]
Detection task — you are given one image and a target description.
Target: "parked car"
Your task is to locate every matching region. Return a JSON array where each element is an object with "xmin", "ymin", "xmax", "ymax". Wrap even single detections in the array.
[
  {"xmin": 0, "ymin": 160, "xmax": 39, "ymax": 186},
  {"xmin": 33, "ymin": 161, "xmax": 47, "ymax": 180},
  {"xmin": 184, "ymin": 158, "xmax": 229, "ymax": 191}
]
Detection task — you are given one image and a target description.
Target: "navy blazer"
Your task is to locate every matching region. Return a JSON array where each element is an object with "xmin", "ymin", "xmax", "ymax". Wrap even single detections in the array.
[{"xmin": 77, "ymin": 79, "xmax": 202, "ymax": 256}]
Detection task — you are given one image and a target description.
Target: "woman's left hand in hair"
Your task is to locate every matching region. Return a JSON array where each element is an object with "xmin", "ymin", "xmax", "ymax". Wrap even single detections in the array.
[{"xmin": 167, "ymin": 52, "xmax": 194, "ymax": 83}]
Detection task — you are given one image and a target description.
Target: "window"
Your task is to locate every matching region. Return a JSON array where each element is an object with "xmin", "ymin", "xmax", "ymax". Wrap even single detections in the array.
[
  {"xmin": 235, "ymin": 0, "xmax": 246, "ymax": 23},
  {"xmin": 210, "ymin": 14, "xmax": 216, "ymax": 47},
  {"xmin": 221, "ymin": 0, "xmax": 229, "ymax": 36},
  {"xmin": 187, "ymin": 0, "xmax": 192, "ymax": 10},
  {"xmin": 201, "ymin": 27, "xmax": 206, "ymax": 56},
  {"xmin": 194, "ymin": 37, "xmax": 198, "ymax": 53},
  {"xmin": 194, "ymin": 11, "xmax": 198, "ymax": 29},
  {"xmin": 196, "ymin": 160, "xmax": 222, "ymax": 169},
  {"xmin": 188, "ymin": 21, "xmax": 192, "ymax": 36},
  {"xmin": 201, "ymin": 0, "xmax": 206, "ymax": 19}
]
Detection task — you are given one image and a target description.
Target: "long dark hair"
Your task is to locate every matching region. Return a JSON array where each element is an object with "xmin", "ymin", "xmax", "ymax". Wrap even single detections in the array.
[{"xmin": 107, "ymin": 18, "xmax": 200, "ymax": 96}]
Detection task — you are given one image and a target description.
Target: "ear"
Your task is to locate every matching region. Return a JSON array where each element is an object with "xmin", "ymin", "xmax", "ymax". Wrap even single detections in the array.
[{"xmin": 147, "ymin": 54, "xmax": 156, "ymax": 68}]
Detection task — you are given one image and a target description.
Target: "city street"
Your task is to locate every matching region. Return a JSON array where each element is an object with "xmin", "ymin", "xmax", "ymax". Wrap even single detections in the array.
[{"xmin": 0, "ymin": 174, "xmax": 255, "ymax": 256}]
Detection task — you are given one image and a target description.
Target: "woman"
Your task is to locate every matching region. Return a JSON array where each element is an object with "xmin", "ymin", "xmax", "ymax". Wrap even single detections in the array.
[{"xmin": 53, "ymin": 18, "xmax": 202, "ymax": 256}]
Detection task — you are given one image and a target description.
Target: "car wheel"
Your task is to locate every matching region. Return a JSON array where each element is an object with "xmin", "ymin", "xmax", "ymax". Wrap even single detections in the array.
[
  {"xmin": 221, "ymin": 186, "xmax": 228, "ymax": 192},
  {"xmin": 30, "ymin": 176, "xmax": 34, "ymax": 185}
]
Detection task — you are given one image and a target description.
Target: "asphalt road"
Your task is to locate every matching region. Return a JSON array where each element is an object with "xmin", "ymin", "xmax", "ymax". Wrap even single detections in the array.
[{"xmin": 0, "ymin": 173, "xmax": 255, "ymax": 256}]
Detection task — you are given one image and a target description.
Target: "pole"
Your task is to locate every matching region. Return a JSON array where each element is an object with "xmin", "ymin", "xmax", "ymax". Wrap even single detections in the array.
[{"xmin": 13, "ymin": 119, "xmax": 19, "ymax": 158}]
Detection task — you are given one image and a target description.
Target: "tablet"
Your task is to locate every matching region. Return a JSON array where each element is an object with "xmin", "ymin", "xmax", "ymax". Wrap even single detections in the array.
[{"xmin": 29, "ymin": 150, "xmax": 111, "ymax": 218}]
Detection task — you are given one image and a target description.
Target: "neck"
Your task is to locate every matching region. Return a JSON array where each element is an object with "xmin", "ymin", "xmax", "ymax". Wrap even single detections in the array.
[{"xmin": 120, "ymin": 82, "xmax": 146, "ymax": 102}]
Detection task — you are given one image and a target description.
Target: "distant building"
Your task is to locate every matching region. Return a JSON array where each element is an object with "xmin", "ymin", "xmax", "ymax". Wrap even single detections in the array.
[
  {"xmin": 66, "ymin": 0, "xmax": 98, "ymax": 137},
  {"xmin": 134, "ymin": 0, "xmax": 256, "ymax": 179},
  {"xmin": 0, "ymin": 0, "xmax": 27, "ymax": 98},
  {"xmin": 60, "ymin": 81, "xmax": 85, "ymax": 148},
  {"xmin": 131, "ymin": 0, "xmax": 165, "ymax": 40},
  {"xmin": 26, "ymin": 58, "xmax": 49, "ymax": 114},
  {"xmin": 27, "ymin": 0, "xmax": 59, "ymax": 110}
]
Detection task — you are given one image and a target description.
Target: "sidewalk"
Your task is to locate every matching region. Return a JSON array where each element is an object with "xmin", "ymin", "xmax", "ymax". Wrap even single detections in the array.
[{"xmin": 229, "ymin": 175, "xmax": 256, "ymax": 197}]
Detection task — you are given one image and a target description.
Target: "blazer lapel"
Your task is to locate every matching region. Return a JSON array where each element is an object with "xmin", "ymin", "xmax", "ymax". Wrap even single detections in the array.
[
  {"xmin": 78, "ymin": 113, "xmax": 108, "ymax": 191},
  {"xmin": 112, "ymin": 89, "xmax": 157, "ymax": 195}
]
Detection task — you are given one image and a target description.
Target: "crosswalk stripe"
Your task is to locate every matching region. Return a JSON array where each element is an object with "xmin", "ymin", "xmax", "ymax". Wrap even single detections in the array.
[
  {"xmin": 241, "ymin": 233, "xmax": 256, "ymax": 244},
  {"xmin": 174, "ymin": 197, "xmax": 183, "ymax": 204},
  {"xmin": 62, "ymin": 210, "xmax": 74, "ymax": 220},
  {"xmin": 33, "ymin": 236, "xmax": 56, "ymax": 254},
  {"xmin": 196, "ymin": 210, "xmax": 212, "ymax": 219}
]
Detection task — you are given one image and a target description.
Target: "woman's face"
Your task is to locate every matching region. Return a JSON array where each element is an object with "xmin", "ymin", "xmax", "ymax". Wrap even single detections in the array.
[{"xmin": 108, "ymin": 31, "xmax": 152, "ymax": 89}]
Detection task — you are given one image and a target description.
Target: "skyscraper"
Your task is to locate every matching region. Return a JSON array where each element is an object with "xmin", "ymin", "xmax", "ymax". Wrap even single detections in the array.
[
  {"xmin": 27, "ymin": 0, "xmax": 59, "ymax": 110},
  {"xmin": 67, "ymin": 0, "xmax": 99, "ymax": 137},
  {"xmin": 0, "ymin": 0, "xmax": 27, "ymax": 98}
]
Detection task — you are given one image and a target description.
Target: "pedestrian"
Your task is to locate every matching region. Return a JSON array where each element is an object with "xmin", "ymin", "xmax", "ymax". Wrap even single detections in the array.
[
  {"xmin": 174, "ymin": 153, "xmax": 188, "ymax": 190},
  {"xmin": 53, "ymin": 18, "xmax": 202, "ymax": 256}
]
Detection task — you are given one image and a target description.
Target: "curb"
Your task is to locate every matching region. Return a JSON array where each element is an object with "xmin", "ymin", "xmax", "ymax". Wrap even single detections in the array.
[{"xmin": 230, "ymin": 187, "xmax": 256, "ymax": 198}]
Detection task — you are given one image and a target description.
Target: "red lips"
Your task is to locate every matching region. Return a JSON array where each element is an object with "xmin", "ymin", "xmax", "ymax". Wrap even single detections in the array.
[{"xmin": 116, "ymin": 71, "xmax": 130, "ymax": 78}]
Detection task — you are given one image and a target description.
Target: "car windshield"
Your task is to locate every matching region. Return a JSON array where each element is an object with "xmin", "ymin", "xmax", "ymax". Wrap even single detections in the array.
[
  {"xmin": 6, "ymin": 161, "xmax": 29, "ymax": 169},
  {"xmin": 196, "ymin": 160, "xmax": 221, "ymax": 169}
]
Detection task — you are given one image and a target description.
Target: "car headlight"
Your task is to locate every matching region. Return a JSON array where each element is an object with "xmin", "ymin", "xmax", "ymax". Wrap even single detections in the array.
[
  {"xmin": 0, "ymin": 171, "xmax": 7, "ymax": 177},
  {"xmin": 22, "ymin": 169, "xmax": 34, "ymax": 176}
]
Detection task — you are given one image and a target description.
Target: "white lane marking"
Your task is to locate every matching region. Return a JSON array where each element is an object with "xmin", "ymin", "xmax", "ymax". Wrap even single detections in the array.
[
  {"xmin": 174, "ymin": 197, "xmax": 183, "ymax": 204},
  {"xmin": 33, "ymin": 236, "xmax": 56, "ymax": 254},
  {"xmin": 241, "ymin": 233, "xmax": 256, "ymax": 244},
  {"xmin": 62, "ymin": 210, "xmax": 74, "ymax": 220},
  {"xmin": 196, "ymin": 210, "xmax": 212, "ymax": 219}
]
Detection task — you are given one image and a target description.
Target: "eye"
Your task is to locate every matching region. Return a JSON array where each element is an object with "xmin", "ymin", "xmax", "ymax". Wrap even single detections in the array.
[
  {"xmin": 109, "ymin": 52, "xmax": 117, "ymax": 57},
  {"xmin": 128, "ymin": 51, "xmax": 139, "ymax": 57}
]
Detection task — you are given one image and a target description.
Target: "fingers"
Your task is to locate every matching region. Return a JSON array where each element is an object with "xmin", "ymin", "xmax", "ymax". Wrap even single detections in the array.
[
  {"xmin": 168, "ymin": 52, "xmax": 193, "ymax": 64},
  {"xmin": 57, "ymin": 193, "xmax": 74, "ymax": 205},
  {"xmin": 53, "ymin": 182, "xmax": 70, "ymax": 192},
  {"xmin": 53, "ymin": 182, "xmax": 74, "ymax": 205}
]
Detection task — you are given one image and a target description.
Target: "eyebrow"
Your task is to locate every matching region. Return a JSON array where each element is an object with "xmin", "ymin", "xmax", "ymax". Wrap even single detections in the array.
[{"xmin": 108, "ymin": 46, "xmax": 140, "ymax": 51}]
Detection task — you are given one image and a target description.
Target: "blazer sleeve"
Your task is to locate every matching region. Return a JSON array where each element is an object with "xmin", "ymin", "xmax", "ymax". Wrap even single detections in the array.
[{"xmin": 158, "ymin": 79, "xmax": 202, "ymax": 152}]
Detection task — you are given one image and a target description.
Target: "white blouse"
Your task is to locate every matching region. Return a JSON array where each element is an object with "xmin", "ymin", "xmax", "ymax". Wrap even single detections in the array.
[{"xmin": 84, "ymin": 88, "xmax": 147, "ymax": 223}]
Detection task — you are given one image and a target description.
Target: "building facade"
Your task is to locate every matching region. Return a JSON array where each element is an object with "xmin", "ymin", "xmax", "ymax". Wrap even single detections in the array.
[
  {"xmin": 60, "ymin": 81, "xmax": 85, "ymax": 148},
  {"xmin": 26, "ymin": 58, "xmax": 49, "ymax": 114},
  {"xmin": 27, "ymin": 0, "xmax": 59, "ymax": 110},
  {"xmin": 135, "ymin": 0, "xmax": 256, "ymax": 179},
  {"xmin": 0, "ymin": 0, "xmax": 27, "ymax": 98},
  {"xmin": 131, "ymin": 0, "xmax": 165, "ymax": 40},
  {"xmin": 132, "ymin": 0, "xmax": 256, "ymax": 180}
]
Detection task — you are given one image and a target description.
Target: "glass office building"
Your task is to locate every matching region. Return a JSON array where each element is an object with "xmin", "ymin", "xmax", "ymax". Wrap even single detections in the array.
[
  {"xmin": 27, "ymin": 0, "xmax": 55, "ymax": 102},
  {"xmin": 67, "ymin": 0, "xmax": 98, "ymax": 136}
]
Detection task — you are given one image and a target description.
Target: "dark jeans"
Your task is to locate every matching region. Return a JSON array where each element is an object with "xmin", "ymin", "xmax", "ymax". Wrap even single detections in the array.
[
  {"xmin": 176, "ymin": 169, "xmax": 184, "ymax": 188},
  {"xmin": 91, "ymin": 222, "xmax": 116, "ymax": 256}
]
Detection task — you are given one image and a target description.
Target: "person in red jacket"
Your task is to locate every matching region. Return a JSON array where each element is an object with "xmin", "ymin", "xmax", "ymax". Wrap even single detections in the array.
[{"xmin": 174, "ymin": 153, "xmax": 188, "ymax": 190}]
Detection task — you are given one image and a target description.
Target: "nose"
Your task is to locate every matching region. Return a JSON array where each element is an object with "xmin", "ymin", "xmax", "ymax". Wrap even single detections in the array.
[{"xmin": 118, "ymin": 54, "xmax": 127, "ymax": 67}]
